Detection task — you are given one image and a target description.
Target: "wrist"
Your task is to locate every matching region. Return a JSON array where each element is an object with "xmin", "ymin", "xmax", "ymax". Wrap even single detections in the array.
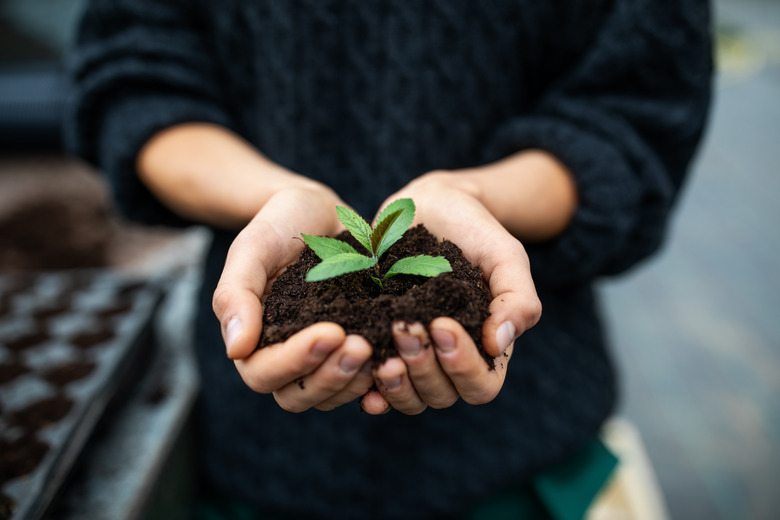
[
  {"xmin": 397, "ymin": 170, "xmax": 481, "ymax": 208},
  {"xmin": 452, "ymin": 151, "xmax": 578, "ymax": 242}
]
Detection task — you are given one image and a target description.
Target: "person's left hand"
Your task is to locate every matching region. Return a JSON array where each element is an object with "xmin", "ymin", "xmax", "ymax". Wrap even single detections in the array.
[{"xmin": 360, "ymin": 172, "xmax": 542, "ymax": 415}]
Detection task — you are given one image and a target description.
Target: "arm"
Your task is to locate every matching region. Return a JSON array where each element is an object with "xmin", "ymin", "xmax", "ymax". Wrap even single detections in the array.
[
  {"xmin": 415, "ymin": 150, "xmax": 578, "ymax": 243},
  {"xmin": 136, "ymin": 122, "xmax": 327, "ymax": 230},
  {"xmin": 142, "ymin": 123, "xmax": 379, "ymax": 412},
  {"xmin": 362, "ymin": 154, "xmax": 563, "ymax": 415},
  {"xmin": 215, "ymin": 148, "xmax": 566, "ymax": 416},
  {"xmin": 66, "ymin": 0, "xmax": 376, "ymax": 413},
  {"xmin": 65, "ymin": 0, "xmax": 233, "ymax": 227},
  {"xmin": 483, "ymin": 0, "xmax": 713, "ymax": 286},
  {"xmin": 365, "ymin": 0, "xmax": 713, "ymax": 414}
]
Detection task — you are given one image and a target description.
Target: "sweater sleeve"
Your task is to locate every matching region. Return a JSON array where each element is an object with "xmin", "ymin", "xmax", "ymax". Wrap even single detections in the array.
[
  {"xmin": 64, "ymin": 0, "xmax": 233, "ymax": 227},
  {"xmin": 483, "ymin": 0, "xmax": 713, "ymax": 287}
]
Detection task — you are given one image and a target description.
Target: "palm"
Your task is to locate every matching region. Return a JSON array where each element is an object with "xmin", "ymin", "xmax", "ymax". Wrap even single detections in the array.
[{"xmin": 359, "ymin": 179, "xmax": 541, "ymax": 415}]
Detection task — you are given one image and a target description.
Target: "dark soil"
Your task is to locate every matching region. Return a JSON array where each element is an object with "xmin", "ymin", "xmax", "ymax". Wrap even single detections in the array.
[
  {"xmin": 0, "ymin": 188, "xmax": 160, "ymax": 511},
  {"xmin": 0, "ymin": 435, "xmax": 49, "ymax": 486},
  {"xmin": 1, "ymin": 277, "xmax": 114, "ymax": 496},
  {"xmin": 0, "ymin": 362, "xmax": 29, "ymax": 384},
  {"xmin": 9, "ymin": 395, "xmax": 73, "ymax": 431},
  {"xmin": 0, "ymin": 198, "xmax": 111, "ymax": 271},
  {"xmin": 32, "ymin": 299, "xmax": 71, "ymax": 321},
  {"xmin": 43, "ymin": 362, "xmax": 96, "ymax": 387},
  {"xmin": 69, "ymin": 329, "xmax": 115, "ymax": 349},
  {"xmin": 5, "ymin": 330, "xmax": 50, "ymax": 352},
  {"xmin": 260, "ymin": 225, "xmax": 494, "ymax": 367},
  {"xmin": 96, "ymin": 301, "xmax": 133, "ymax": 320}
]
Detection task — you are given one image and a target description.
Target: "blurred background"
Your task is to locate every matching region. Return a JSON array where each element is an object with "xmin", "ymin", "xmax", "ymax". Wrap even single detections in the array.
[
  {"xmin": 599, "ymin": 1, "xmax": 780, "ymax": 518},
  {"xmin": 0, "ymin": 0, "xmax": 778, "ymax": 519}
]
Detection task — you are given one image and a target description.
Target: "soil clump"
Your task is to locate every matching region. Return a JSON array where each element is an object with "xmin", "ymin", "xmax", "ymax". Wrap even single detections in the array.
[{"xmin": 260, "ymin": 225, "xmax": 494, "ymax": 367}]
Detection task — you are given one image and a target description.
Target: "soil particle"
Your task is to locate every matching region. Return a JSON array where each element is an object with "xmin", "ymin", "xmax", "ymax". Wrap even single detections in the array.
[
  {"xmin": 43, "ymin": 361, "xmax": 96, "ymax": 387},
  {"xmin": 69, "ymin": 329, "xmax": 115, "ymax": 349},
  {"xmin": 0, "ymin": 198, "xmax": 111, "ymax": 271},
  {"xmin": 32, "ymin": 299, "xmax": 71, "ymax": 321},
  {"xmin": 0, "ymin": 435, "xmax": 50, "ymax": 486},
  {"xmin": 5, "ymin": 330, "xmax": 51, "ymax": 352},
  {"xmin": 9, "ymin": 394, "xmax": 73, "ymax": 431},
  {"xmin": 96, "ymin": 301, "xmax": 133, "ymax": 320},
  {"xmin": 0, "ymin": 362, "xmax": 29, "ymax": 384},
  {"xmin": 260, "ymin": 225, "xmax": 493, "ymax": 367}
]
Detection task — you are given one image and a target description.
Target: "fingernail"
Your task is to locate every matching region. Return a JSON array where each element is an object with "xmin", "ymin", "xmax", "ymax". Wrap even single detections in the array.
[
  {"xmin": 496, "ymin": 321, "xmax": 517, "ymax": 355},
  {"xmin": 382, "ymin": 376, "xmax": 401, "ymax": 390},
  {"xmin": 225, "ymin": 317, "xmax": 241, "ymax": 356},
  {"xmin": 431, "ymin": 329, "xmax": 456, "ymax": 353},
  {"xmin": 339, "ymin": 355, "xmax": 364, "ymax": 375},
  {"xmin": 395, "ymin": 333, "xmax": 422, "ymax": 357}
]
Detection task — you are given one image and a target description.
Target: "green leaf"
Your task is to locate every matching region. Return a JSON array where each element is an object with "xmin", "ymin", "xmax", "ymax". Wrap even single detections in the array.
[
  {"xmin": 301, "ymin": 234, "xmax": 358, "ymax": 260},
  {"xmin": 384, "ymin": 255, "xmax": 452, "ymax": 279},
  {"xmin": 305, "ymin": 253, "xmax": 377, "ymax": 282},
  {"xmin": 371, "ymin": 198, "xmax": 415, "ymax": 259},
  {"xmin": 336, "ymin": 206, "xmax": 374, "ymax": 255},
  {"xmin": 370, "ymin": 209, "xmax": 403, "ymax": 256}
]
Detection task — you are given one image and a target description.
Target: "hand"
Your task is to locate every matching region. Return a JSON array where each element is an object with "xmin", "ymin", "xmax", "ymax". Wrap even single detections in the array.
[
  {"xmin": 212, "ymin": 185, "xmax": 375, "ymax": 412},
  {"xmin": 360, "ymin": 172, "xmax": 543, "ymax": 415}
]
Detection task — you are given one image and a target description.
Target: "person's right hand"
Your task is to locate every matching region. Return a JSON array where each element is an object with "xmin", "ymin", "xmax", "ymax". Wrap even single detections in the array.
[{"xmin": 212, "ymin": 185, "xmax": 376, "ymax": 412}]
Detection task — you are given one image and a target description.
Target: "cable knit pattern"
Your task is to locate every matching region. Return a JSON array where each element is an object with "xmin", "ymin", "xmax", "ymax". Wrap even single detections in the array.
[{"xmin": 66, "ymin": 1, "xmax": 712, "ymax": 518}]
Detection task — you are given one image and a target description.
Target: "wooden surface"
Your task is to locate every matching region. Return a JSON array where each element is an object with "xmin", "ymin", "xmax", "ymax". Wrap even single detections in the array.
[{"xmin": 599, "ymin": 1, "xmax": 780, "ymax": 518}]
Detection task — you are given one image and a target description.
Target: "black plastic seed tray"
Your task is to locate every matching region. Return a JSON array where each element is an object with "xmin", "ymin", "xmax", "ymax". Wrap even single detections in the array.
[{"xmin": 0, "ymin": 270, "xmax": 161, "ymax": 520}]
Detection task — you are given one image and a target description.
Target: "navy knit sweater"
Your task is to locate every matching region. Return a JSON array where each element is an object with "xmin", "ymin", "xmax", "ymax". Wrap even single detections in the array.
[{"xmin": 65, "ymin": 1, "xmax": 712, "ymax": 518}]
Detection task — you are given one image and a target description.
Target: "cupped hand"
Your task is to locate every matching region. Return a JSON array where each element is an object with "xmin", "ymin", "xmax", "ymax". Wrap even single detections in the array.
[
  {"xmin": 212, "ymin": 185, "xmax": 375, "ymax": 412},
  {"xmin": 361, "ymin": 172, "xmax": 542, "ymax": 415}
]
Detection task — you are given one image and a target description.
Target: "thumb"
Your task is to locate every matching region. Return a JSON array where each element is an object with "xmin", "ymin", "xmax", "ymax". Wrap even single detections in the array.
[
  {"xmin": 478, "ymin": 231, "xmax": 542, "ymax": 358},
  {"xmin": 213, "ymin": 284, "xmax": 264, "ymax": 359},
  {"xmin": 212, "ymin": 218, "xmax": 289, "ymax": 359}
]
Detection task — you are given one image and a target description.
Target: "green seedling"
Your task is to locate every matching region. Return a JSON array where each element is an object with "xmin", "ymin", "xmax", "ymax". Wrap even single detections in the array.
[{"xmin": 302, "ymin": 198, "xmax": 452, "ymax": 288}]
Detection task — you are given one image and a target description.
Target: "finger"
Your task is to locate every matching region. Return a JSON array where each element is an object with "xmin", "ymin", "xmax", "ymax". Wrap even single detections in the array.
[
  {"xmin": 475, "ymin": 229, "xmax": 542, "ymax": 358},
  {"xmin": 274, "ymin": 335, "xmax": 373, "ymax": 413},
  {"xmin": 374, "ymin": 357, "xmax": 427, "ymax": 415},
  {"xmin": 214, "ymin": 283, "xmax": 264, "ymax": 361},
  {"xmin": 314, "ymin": 359, "xmax": 374, "ymax": 411},
  {"xmin": 392, "ymin": 321, "xmax": 458, "ymax": 409},
  {"xmin": 213, "ymin": 189, "xmax": 343, "ymax": 359},
  {"xmin": 360, "ymin": 389, "xmax": 392, "ymax": 415},
  {"xmin": 234, "ymin": 322, "xmax": 345, "ymax": 393},
  {"xmin": 429, "ymin": 317, "xmax": 511, "ymax": 405},
  {"xmin": 213, "ymin": 218, "xmax": 300, "ymax": 359}
]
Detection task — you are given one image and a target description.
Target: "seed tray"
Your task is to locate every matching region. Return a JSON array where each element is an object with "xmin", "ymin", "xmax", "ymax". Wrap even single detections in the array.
[{"xmin": 0, "ymin": 270, "xmax": 161, "ymax": 520}]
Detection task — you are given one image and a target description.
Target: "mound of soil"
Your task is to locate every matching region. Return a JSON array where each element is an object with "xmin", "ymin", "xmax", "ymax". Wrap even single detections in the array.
[
  {"xmin": 260, "ymin": 225, "xmax": 494, "ymax": 367},
  {"xmin": 0, "ymin": 198, "xmax": 111, "ymax": 271}
]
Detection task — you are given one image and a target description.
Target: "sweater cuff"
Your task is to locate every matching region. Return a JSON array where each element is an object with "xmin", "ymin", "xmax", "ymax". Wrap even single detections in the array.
[
  {"xmin": 93, "ymin": 93, "xmax": 232, "ymax": 227},
  {"xmin": 483, "ymin": 116, "xmax": 650, "ymax": 287}
]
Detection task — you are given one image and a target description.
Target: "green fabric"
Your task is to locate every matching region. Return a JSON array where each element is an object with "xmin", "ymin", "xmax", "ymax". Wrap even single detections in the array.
[
  {"xmin": 463, "ymin": 484, "xmax": 551, "ymax": 520},
  {"xmin": 191, "ymin": 496, "xmax": 285, "ymax": 520},
  {"xmin": 533, "ymin": 438, "xmax": 619, "ymax": 520},
  {"xmin": 465, "ymin": 437, "xmax": 617, "ymax": 520}
]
